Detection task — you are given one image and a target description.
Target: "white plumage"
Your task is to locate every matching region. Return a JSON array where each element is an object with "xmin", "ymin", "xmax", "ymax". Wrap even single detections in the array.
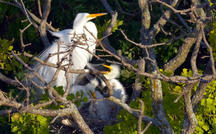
[
  {"xmin": 70, "ymin": 64, "xmax": 127, "ymax": 120},
  {"xmin": 34, "ymin": 13, "xmax": 106, "ymax": 91}
]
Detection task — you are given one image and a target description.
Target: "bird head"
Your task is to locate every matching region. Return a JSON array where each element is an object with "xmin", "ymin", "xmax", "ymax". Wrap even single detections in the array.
[
  {"xmin": 86, "ymin": 63, "xmax": 120, "ymax": 80},
  {"xmin": 102, "ymin": 64, "xmax": 120, "ymax": 80},
  {"xmin": 73, "ymin": 13, "xmax": 107, "ymax": 29}
]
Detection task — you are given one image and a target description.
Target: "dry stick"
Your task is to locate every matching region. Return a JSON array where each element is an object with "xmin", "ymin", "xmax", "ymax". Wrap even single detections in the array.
[
  {"xmin": 11, "ymin": 52, "xmax": 47, "ymax": 93},
  {"xmin": 0, "ymin": 72, "xmax": 19, "ymax": 86},
  {"xmin": 0, "ymin": 91, "xmax": 22, "ymax": 109},
  {"xmin": 34, "ymin": 100, "xmax": 54, "ymax": 109},
  {"xmin": 201, "ymin": 24, "xmax": 216, "ymax": 75},
  {"xmin": 11, "ymin": 51, "xmax": 33, "ymax": 71},
  {"xmin": 160, "ymin": 11, "xmax": 187, "ymax": 34},
  {"xmin": 14, "ymin": 77, "xmax": 30, "ymax": 105},
  {"xmin": 20, "ymin": 0, "xmax": 33, "ymax": 24},
  {"xmin": 182, "ymin": 84, "xmax": 198, "ymax": 134},
  {"xmin": 99, "ymin": 36, "xmax": 214, "ymax": 84},
  {"xmin": 174, "ymin": 86, "xmax": 187, "ymax": 103},
  {"xmin": 100, "ymin": 0, "xmax": 137, "ymax": 66},
  {"xmin": 37, "ymin": 0, "xmax": 42, "ymax": 17},
  {"xmin": 159, "ymin": 23, "xmax": 172, "ymax": 35},
  {"xmin": 138, "ymin": 99, "xmax": 144, "ymax": 134},
  {"xmin": 149, "ymin": 0, "xmax": 179, "ymax": 37},
  {"xmin": 16, "ymin": 0, "xmax": 38, "ymax": 29},
  {"xmin": 191, "ymin": 61, "xmax": 212, "ymax": 108},
  {"xmin": 46, "ymin": 55, "xmax": 67, "ymax": 100},
  {"xmin": 20, "ymin": 23, "xmax": 32, "ymax": 51},
  {"xmin": 120, "ymin": 30, "xmax": 166, "ymax": 48},
  {"xmin": 25, "ymin": 103, "xmax": 93, "ymax": 134},
  {"xmin": 176, "ymin": 13, "xmax": 192, "ymax": 32},
  {"xmin": 132, "ymin": 59, "xmax": 145, "ymax": 100},
  {"xmin": 142, "ymin": 121, "xmax": 152, "ymax": 134},
  {"xmin": 0, "ymin": 0, "xmax": 57, "ymax": 31},
  {"xmin": 100, "ymin": 0, "xmax": 114, "ymax": 14},
  {"xmin": 191, "ymin": 30, "xmax": 202, "ymax": 75},
  {"xmin": 100, "ymin": 3, "xmax": 136, "ymax": 65},
  {"xmin": 83, "ymin": 27, "xmax": 121, "ymax": 65},
  {"xmin": 39, "ymin": 0, "xmax": 52, "ymax": 47},
  {"xmin": 63, "ymin": 53, "xmax": 73, "ymax": 98},
  {"xmin": 99, "ymin": 38, "xmax": 209, "ymax": 84},
  {"xmin": 154, "ymin": 0, "xmax": 192, "ymax": 15},
  {"xmin": 107, "ymin": 96, "xmax": 160, "ymax": 127},
  {"xmin": 28, "ymin": 11, "xmax": 57, "ymax": 31},
  {"xmin": 121, "ymin": 29, "xmax": 188, "ymax": 49},
  {"xmin": 57, "ymin": 41, "xmax": 60, "ymax": 63},
  {"xmin": 24, "ymin": 52, "xmax": 89, "ymax": 74}
]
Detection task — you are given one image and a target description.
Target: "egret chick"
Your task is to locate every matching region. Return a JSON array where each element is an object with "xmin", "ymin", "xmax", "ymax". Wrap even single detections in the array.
[{"xmin": 70, "ymin": 64, "xmax": 127, "ymax": 121}]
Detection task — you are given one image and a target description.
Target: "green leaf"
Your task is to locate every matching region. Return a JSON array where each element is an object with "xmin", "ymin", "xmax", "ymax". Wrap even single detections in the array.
[
  {"xmin": 8, "ymin": 45, "xmax": 13, "ymax": 51},
  {"xmin": 54, "ymin": 86, "xmax": 64, "ymax": 96},
  {"xmin": 83, "ymin": 97, "xmax": 88, "ymax": 103},
  {"xmin": 67, "ymin": 93, "xmax": 75, "ymax": 100}
]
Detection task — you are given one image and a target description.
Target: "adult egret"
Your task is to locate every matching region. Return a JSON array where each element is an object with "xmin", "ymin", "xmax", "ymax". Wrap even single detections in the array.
[
  {"xmin": 70, "ymin": 64, "xmax": 127, "ymax": 121},
  {"xmin": 34, "ymin": 13, "xmax": 106, "ymax": 92}
]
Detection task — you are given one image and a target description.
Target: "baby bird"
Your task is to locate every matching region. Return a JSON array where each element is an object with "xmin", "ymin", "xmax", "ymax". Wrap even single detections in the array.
[{"xmin": 70, "ymin": 64, "xmax": 127, "ymax": 121}]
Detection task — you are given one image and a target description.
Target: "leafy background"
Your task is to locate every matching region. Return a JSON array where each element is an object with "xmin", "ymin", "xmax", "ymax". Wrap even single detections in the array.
[{"xmin": 0, "ymin": 0, "xmax": 215, "ymax": 133}]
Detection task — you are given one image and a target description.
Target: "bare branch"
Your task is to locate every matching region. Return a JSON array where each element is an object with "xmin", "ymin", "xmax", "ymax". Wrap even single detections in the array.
[
  {"xmin": 154, "ymin": 0, "xmax": 192, "ymax": 15},
  {"xmin": 19, "ymin": 23, "xmax": 32, "ymax": 51},
  {"xmin": 39, "ymin": 0, "xmax": 52, "ymax": 47},
  {"xmin": 0, "ymin": 72, "xmax": 19, "ymax": 86},
  {"xmin": 37, "ymin": 0, "xmax": 42, "ymax": 17},
  {"xmin": 201, "ymin": 24, "xmax": 216, "ymax": 75},
  {"xmin": 191, "ymin": 30, "xmax": 202, "ymax": 75},
  {"xmin": 138, "ymin": 99, "xmax": 144, "ymax": 134},
  {"xmin": 100, "ymin": 0, "xmax": 114, "ymax": 14}
]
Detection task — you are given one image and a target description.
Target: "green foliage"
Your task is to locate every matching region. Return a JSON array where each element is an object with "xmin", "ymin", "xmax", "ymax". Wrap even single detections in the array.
[
  {"xmin": 104, "ymin": 98, "xmax": 160, "ymax": 134},
  {"xmin": 11, "ymin": 113, "xmax": 49, "ymax": 134},
  {"xmin": 69, "ymin": 91, "xmax": 89, "ymax": 106},
  {"xmin": 209, "ymin": 21, "xmax": 216, "ymax": 59},
  {"xmin": 0, "ymin": 38, "xmax": 31, "ymax": 77},
  {"xmin": 52, "ymin": 86, "xmax": 89, "ymax": 107},
  {"xmin": 195, "ymin": 80, "xmax": 216, "ymax": 133},
  {"xmin": 105, "ymin": 68, "xmax": 216, "ymax": 133},
  {"xmin": 208, "ymin": 0, "xmax": 216, "ymax": 60},
  {"xmin": 154, "ymin": 38, "xmax": 184, "ymax": 66},
  {"xmin": 104, "ymin": 75, "xmax": 184, "ymax": 133},
  {"xmin": 0, "ymin": 38, "xmax": 14, "ymax": 71},
  {"xmin": 97, "ymin": 19, "xmax": 124, "ymax": 38},
  {"xmin": 53, "ymin": 86, "xmax": 64, "ymax": 96}
]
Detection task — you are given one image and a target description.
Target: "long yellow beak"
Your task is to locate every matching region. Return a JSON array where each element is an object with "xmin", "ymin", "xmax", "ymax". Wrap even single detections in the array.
[
  {"xmin": 87, "ymin": 13, "xmax": 107, "ymax": 19},
  {"xmin": 101, "ymin": 64, "xmax": 112, "ymax": 74}
]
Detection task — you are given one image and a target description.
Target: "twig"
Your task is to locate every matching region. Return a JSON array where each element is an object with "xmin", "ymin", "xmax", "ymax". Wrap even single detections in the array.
[
  {"xmin": 11, "ymin": 51, "xmax": 33, "ymax": 71},
  {"xmin": 19, "ymin": 23, "xmax": 32, "ymax": 51},
  {"xmin": 138, "ymin": 99, "xmax": 144, "ymax": 134},
  {"xmin": 201, "ymin": 24, "xmax": 216, "ymax": 75},
  {"xmin": 39, "ymin": 0, "xmax": 52, "ymax": 47},
  {"xmin": 191, "ymin": 30, "xmax": 202, "ymax": 76},
  {"xmin": 154, "ymin": 0, "xmax": 192, "ymax": 15},
  {"xmin": 142, "ymin": 121, "xmax": 152, "ymax": 134},
  {"xmin": 37, "ymin": 0, "xmax": 42, "ymax": 17}
]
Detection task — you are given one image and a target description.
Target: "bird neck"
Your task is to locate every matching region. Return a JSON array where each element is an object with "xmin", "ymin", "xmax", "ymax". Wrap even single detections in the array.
[{"xmin": 73, "ymin": 21, "xmax": 86, "ymax": 34}]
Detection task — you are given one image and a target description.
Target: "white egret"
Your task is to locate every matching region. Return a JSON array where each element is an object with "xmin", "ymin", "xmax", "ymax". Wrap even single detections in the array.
[
  {"xmin": 88, "ymin": 64, "xmax": 127, "ymax": 120},
  {"xmin": 70, "ymin": 64, "xmax": 127, "ymax": 121},
  {"xmin": 34, "ymin": 13, "xmax": 106, "ymax": 92}
]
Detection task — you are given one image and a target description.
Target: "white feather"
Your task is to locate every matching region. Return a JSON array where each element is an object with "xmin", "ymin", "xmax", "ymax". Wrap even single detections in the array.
[
  {"xmin": 104, "ymin": 64, "xmax": 121, "ymax": 80},
  {"xmin": 33, "ymin": 13, "xmax": 98, "ymax": 91}
]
